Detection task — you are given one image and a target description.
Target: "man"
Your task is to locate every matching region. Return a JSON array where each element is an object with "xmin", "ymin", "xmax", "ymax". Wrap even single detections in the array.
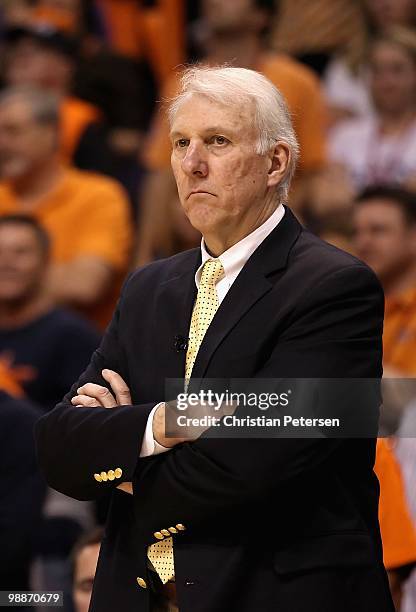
[
  {"xmin": 36, "ymin": 67, "xmax": 393, "ymax": 611},
  {"xmin": 353, "ymin": 186, "xmax": 416, "ymax": 611},
  {"xmin": 4, "ymin": 23, "xmax": 113, "ymax": 173},
  {"xmin": 138, "ymin": 0, "xmax": 327, "ymax": 240},
  {"xmin": 0, "ymin": 87, "xmax": 132, "ymax": 329},
  {"xmin": 354, "ymin": 186, "xmax": 416, "ymax": 375},
  {"xmin": 0, "ymin": 214, "xmax": 100, "ymax": 411},
  {"xmin": 0, "ymin": 214, "xmax": 100, "ymax": 603},
  {"xmin": 71, "ymin": 527, "xmax": 103, "ymax": 612}
]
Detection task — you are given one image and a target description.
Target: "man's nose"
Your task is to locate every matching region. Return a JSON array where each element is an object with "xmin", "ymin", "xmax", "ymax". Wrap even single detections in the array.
[{"xmin": 181, "ymin": 142, "xmax": 208, "ymax": 177}]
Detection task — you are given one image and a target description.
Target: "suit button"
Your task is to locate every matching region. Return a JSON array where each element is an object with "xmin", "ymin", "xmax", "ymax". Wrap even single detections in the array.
[
  {"xmin": 94, "ymin": 473, "xmax": 102, "ymax": 482},
  {"xmin": 107, "ymin": 470, "xmax": 115, "ymax": 481},
  {"xmin": 114, "ymin": 468, "xmax": 123, "ymax": 479},
  {"xmin": 161, "ymin": 529, "xmax": 170, "ymax": 536},
  {"xmin": 176, "ymin": 524, "xmax": 186, "ymax": 531},
  {"xmin": 136, "ymin": 577, "xmax": 147, "ymax": 589},
  {"xmin": 168, "ymin": 527, "xmax": 178, "ymax": 534},
  {"xmin": 154, "ymin": 531, "xmax": 164, "ymax": 540},
  {"xmin": 100, "ymin": 471, "xmax": 108, "ymax": 482}
]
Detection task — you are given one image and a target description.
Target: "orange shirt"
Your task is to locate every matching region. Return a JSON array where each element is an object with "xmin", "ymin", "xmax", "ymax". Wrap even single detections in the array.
[
  {"xmin": 0, "ymin": 167, "xmax": 132, "ymax": 328},
  {"xmin": 375, "ymin": 439, "xmax": 416, "ymax": 569},
  {"xmin": 383, "ymin": 287, "xmax": 416, "ymax": 374},
  {"xmin": 143, "ymin": 53, "xmax": 327, "ymax": 173},
  {"xmin": 60, "ymin": 97, "xmax": 101, "ymax": 163},
  {"xmin": 93, "ymin": 0, "xmax": 185, "ymax": 84}
]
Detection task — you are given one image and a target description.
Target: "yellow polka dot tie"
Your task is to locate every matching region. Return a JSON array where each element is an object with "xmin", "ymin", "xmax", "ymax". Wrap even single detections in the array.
[
  {"xmin": 185, "ymin": 258, "xmax": 224, "ymax": 382},
  {"xmin": 147, "ymin": 536, "xmax": 176, "ymax": 584},
  {"xmin": 147, "ymin": 259, "xmax": 224, "ymax": 584}
]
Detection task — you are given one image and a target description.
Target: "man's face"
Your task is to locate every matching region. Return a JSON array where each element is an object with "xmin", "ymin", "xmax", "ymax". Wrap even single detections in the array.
[
  {"xmin": 73, "ymin": 543, "xmax": 100, "ymax": 612},
  {"xmin": 370, "ymin": 42, "xmax": 416, "ymax": 115},
  {"xmin": 0, "ymin": 224, "xmax": 47, "ymax": 303},
  {"xmin": 170, "ymin": 94, "xmax": 275, "ymax": 245},
  {"xmin": 353, "ymin": 199, "xmax": 416, "ymax": 282},
  {"xmin": 202, "ymin": 0, "xmax": 263, "ymax": 34},
  {"xmin": 0, "ymin": 99, "xmax": 57, "ymax": 180}
]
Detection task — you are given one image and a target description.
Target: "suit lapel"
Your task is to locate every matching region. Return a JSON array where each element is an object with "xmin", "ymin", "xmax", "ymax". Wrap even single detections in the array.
[
  {"xmin": 191, "ymin": 207, "xmax": 302, "ymax": 379},
  {"xmin": 153, "ymin": 250, "xmax": 199, "ymax": 378}
]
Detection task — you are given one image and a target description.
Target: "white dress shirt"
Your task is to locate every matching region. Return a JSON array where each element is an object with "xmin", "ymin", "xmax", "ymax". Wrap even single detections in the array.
[{"xmin": 140, "ymin": 204, "xmax": 285, "ymax": 457}]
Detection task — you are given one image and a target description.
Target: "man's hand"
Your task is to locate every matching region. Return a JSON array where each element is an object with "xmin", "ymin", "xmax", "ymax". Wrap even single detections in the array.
[
  {"xmin": 153, "ymin": 403, "xmax": 189, "ymax": 448},
  {"xmin": 152, "ymin": 399, "xmax": 237, "ymax": 447},
  {"xmin": 71, "ymin": 369, "xmax": 132, "ymax": 408},
  {"xmin": 71, "ymin": 369, "xmax": 133, "ymax": 494}
]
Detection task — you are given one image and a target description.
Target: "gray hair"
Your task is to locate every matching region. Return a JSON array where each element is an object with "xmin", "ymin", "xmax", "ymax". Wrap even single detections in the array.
[
  {"xmin": 168, "ymin": 65, "xmax": 300, "ymax": 202},
  {"xmin": 0, "ymin": 86, "xmax": 60, "ymax": 126}
]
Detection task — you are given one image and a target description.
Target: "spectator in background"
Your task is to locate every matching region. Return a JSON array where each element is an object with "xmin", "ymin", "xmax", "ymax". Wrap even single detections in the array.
[
  {"xmin": 353, "ymin": 185, "xmax": 416, "ymax": 437},
  {"xmin": 140, "ymin": 0, "xmax": 327, "ymax": 233},
  {"xmin": 0, "ymin": 386, "xmax": 46, "ymax": 592},
  {"xmin": 324, "ymin": 0, "xmax": 416, "ymax": 125},
  {"xmin": 73, "ymin": 48, "xmax": 156, "ymax": 212},
  {"xmin": 70, "ymin": 528, "xmax": 103, "ymax": 612},
  {"xmin": 353, "ymin": 186, "xmax": 416, "ymax": 377},
  {"xmin": 328, "ymin": 27, "xmax": 416, "ymax": 197},
  {"xmin": 0, "ymin": 213, "xmax": 99, "ymax": 606},
  {"xmin": 0, "ymin": 87, "xmax": 132, "ymax": 329},
  {"xmin": 0, "ymin": 215, "xmax": 99, "ymax": 411},
  {"xmin": 4, "ymin": 24, "xmax": 115, "ymax": 175}
]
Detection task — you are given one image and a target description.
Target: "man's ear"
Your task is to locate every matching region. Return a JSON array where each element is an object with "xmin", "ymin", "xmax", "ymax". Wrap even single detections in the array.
[{"xmin": 267, "ymin": 142, "xmax": 290, "ymax": 189}]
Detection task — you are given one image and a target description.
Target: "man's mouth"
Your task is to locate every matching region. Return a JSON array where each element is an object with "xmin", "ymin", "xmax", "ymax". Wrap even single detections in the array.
[{"xmin": 188, "ymin": 190, "xmax": 215, "ymax": 199}]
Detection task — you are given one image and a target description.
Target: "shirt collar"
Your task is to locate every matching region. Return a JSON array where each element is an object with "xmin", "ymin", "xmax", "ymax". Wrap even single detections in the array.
[{"xmin": 196, "ymin": 204, "xmax": 285, "ymax": 288}]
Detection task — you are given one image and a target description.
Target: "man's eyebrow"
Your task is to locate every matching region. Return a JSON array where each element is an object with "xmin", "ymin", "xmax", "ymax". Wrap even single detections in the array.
[{"xmin": 170, "ymin": 126, "xmax": 236, "ymax": 139}]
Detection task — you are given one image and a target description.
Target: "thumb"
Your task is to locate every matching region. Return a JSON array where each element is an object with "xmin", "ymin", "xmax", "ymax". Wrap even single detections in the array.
[{"xmin": 102, "ymin": 369, "xmax": 132, "ymax": 406}]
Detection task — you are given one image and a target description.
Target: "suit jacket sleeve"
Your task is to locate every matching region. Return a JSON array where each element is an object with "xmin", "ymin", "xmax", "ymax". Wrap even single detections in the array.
[
  {"xmin": 34, "ymin": 288, "xmax": 155, "ymax": 502},
  {"xmin": 132, "ymin": 264, "xmax": 384, "ymax": 539}
]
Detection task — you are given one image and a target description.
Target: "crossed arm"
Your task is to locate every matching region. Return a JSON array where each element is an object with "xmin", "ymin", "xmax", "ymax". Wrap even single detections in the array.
[{"xmin": 71, "ymin": 368, "xmax": 184, "ymax": 494}]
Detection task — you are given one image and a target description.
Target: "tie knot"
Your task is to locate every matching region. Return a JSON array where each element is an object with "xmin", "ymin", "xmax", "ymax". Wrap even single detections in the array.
[{"xmin": 200, "ymin": 259, "xmax": 224, "ymax": 286}]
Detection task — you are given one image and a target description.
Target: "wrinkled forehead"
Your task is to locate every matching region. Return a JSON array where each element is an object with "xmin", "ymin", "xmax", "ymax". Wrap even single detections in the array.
[{"xmin": 169, "ymin": 92, "xmax": 257, "ymax": 138}]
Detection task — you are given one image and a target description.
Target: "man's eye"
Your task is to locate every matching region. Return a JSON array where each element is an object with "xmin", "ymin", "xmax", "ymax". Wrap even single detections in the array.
[
  {"xmin": 211, "ymin": 135, "xmax": 229, "ymax": 146},
  {"xmin": 175, "ymin": 139, "xmax": 189, "ymax": 148}
]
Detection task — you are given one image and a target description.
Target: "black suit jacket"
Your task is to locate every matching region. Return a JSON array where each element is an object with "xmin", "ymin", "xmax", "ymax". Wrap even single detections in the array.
[{"xmin": 35, "ymin": 208, "xmax": 394, "ymax": 611}]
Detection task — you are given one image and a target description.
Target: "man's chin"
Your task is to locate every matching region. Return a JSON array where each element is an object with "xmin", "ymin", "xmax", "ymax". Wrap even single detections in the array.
[{"xmin": 188, "ymin": 216, "xmax": 220, "ymax": 238}]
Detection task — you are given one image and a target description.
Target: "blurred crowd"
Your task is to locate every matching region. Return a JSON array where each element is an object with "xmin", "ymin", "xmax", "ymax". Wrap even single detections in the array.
[{"xmin": 1, "ymin": 1, "xmax": 416, "ymax": 611}]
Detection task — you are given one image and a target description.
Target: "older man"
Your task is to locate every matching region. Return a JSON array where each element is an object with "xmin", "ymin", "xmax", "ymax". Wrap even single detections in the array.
[
  {"xmin": 0, "ymin": 87, "xmax": 132, "ymax": 328},
  {"xmin": 35, "ymin": 67, "xmax": 393, "ymax": 611}
]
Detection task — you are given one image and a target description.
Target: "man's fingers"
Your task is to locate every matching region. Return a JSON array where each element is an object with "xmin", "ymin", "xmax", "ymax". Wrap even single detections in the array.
[
  {"xmin": 71, "ymin": 394, "xmax": 101, "ymax": 408},
  {"xmin": 76, "ymin": 383, "xmax": 117, "ymax": 408},
  {"xmin": 102, "ymin": 369, "xmax": 132, "ymax": 406}
]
